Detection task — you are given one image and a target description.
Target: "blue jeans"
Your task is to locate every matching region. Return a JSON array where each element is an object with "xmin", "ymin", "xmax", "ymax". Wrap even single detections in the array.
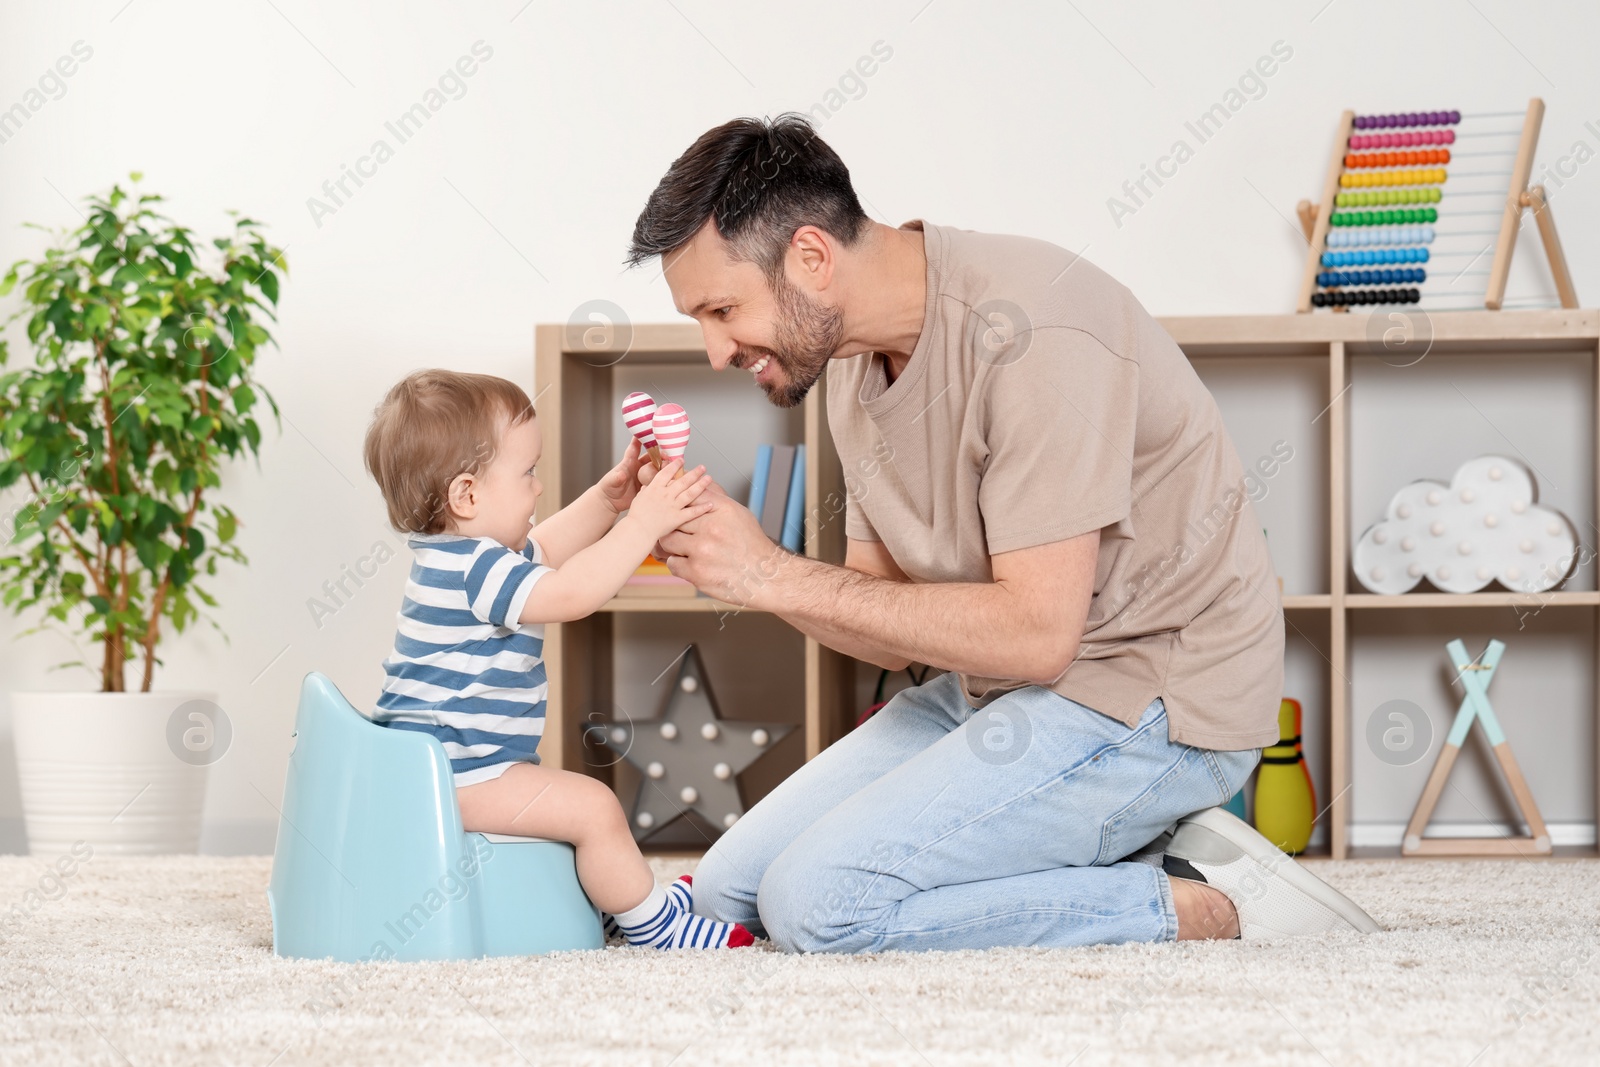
[{"xmin": 692, "ymin": 671, "xmax": 1260, "ymax": 953}]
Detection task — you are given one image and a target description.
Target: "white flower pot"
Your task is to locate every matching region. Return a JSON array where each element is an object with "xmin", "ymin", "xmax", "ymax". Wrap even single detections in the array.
[{"xmin": 10, "ymin": 690, "xmax": 217, "ymax": 855}]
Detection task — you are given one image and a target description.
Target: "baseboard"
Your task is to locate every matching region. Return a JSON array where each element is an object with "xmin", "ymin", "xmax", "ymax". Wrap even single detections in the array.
[
  {"xmin": 198, "ymin": 819, "xmax": 279, "ymax": 855},
  {"xmin": 1348, "ymin": 821, "xmax": 1596, "ymax": 848},
  {"xmin": 0, "ymin": 818, "xmax": 278, "ymax": 856},
  {"xmin": 4, "ymin": 816, "xmax": 1591, "ymax": 856}
]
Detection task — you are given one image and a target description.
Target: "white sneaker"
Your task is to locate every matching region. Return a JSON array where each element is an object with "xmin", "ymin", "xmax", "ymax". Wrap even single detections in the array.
[{"xmin": 1163, "ymin": 807, "xmax": 1383, "ymax": 939}]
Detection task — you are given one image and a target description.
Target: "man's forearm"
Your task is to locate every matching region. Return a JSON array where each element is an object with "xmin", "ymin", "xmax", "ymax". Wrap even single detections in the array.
[
  {"xmin": 749, "ymin": 552, "xmax": 1066, "ymax": 685},
  {"xmin": 768, "ymin": 591, "xmax": 913, "ymax": 672}
]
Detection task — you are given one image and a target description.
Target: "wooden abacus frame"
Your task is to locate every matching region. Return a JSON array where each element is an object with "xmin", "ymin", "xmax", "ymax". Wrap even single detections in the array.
[{"xmin": 1295, "ymin": 98, "xmax": 1578, "ymax": 313}]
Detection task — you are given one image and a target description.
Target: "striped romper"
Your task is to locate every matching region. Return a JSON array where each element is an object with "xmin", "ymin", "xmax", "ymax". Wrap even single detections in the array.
[{"xmin": 370, "ymin": 532, "xmax": 555, "ymax": 786}]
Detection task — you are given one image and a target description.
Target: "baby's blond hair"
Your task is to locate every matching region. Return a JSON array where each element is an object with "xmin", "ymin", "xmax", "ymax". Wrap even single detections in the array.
[{"xmin": 363, "ymin": 369, "xmax": 535, "ymax": 534}]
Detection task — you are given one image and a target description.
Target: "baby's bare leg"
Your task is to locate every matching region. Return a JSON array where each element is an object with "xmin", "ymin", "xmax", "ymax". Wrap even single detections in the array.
[{"xmin": 456, "ymin": 763, "xmax": 653, "ymax": 915}]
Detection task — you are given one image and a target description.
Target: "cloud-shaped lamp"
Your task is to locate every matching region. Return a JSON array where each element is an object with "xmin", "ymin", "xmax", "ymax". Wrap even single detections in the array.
[{"xmin": 1353, "ymin": 455, "xmax": 1578, "ymax": 595}]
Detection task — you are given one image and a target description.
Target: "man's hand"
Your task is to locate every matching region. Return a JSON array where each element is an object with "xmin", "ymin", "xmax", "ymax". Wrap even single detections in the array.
[{"xmin": 636, "ymin": 460, "xmax": 755, "ymax": 590}]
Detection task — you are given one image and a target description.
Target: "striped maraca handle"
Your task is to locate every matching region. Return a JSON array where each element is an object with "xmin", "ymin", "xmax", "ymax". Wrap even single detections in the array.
[
  {"xmin": 652, "ymin": 403, "xmax": 691, "ymax": 480},
  {"xmin": 621, "ymin": 391, "xmax": 664, "ymax": 468}
]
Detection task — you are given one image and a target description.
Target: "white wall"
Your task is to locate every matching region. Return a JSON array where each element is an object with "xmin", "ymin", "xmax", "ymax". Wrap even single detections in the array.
[{"xmin": 1, "ymin": 0, "xmax": 1597, "ymax": 852}]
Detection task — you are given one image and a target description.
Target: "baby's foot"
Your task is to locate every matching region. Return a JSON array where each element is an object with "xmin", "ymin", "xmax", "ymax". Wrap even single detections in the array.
[
  {"xmin": 604, "ymin": 876, "xmax": 692, "ymax": 942},
  {"xmin": 613, "ymin": 881, "xmax": 752, "ymax": 949}
]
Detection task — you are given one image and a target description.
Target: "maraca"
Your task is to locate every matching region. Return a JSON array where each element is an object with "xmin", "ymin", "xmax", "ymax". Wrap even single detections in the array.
[
  {"xmin": 652, "ymin": 403, "xmax": 691, "ymax": 480},
  {"xmin": 621, "ymin": 391, "xmax": 664, "ymax": 468}
]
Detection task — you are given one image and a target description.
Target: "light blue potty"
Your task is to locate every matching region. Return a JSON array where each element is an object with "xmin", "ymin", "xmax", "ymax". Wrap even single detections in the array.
[{"xmin": 267, "ymin": 671, "xmax": 605, "ymax": 961}]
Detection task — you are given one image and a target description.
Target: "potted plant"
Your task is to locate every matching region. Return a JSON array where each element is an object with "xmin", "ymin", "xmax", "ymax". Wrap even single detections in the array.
[{"xmin": 0, "ymin": 173, "xmax": 284, "ymax": 855}]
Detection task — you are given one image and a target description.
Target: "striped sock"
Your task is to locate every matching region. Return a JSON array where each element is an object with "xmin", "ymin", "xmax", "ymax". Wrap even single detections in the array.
[
  {"xmin": 603, "ymin": 876, "xmax": 692, "ymax": 942},
  {"xmin": 666, "ymin": 874, "xmax": 693, "ymax": 912},
  {"xmin": 612, "ymin": 882, "xmax": 754, "ymax": 949}
]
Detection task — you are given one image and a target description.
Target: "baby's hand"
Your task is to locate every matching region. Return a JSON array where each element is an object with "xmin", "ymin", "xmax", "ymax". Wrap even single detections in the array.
[
  {"xmin": 596, "ymin": 436, "xmax": 648, "ymax": 515},
  {"xmin": 627, "ymin": 459, "xmax": 714, "ymax": 538}
]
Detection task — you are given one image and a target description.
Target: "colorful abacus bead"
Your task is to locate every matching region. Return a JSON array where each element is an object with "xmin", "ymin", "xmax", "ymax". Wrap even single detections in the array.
[
  {"xmin": 1310, "ymin": 287, "xmax": 1421, "ymax": 307},
  {"xmin": 1326, "ymin": 225, "xmax": 1435, "ymax": 248},
  {"xmin": 1343, "ymin": 149, "xmax": 1451, "ymax": 168},
  {"xmin": 1339, "ymin": 167, "xmax": 1448, "ymax": 189},
  {"xmin": 1320, "ymin": 248, "xmax": 1430, "ymax": 267},
  {"xmin": 1352, "ymin": 110, "xmax": 1460, "ymax": 129},
  {"xmin": 1348, "ymin": 129, "xmax": 1455, "ymax": 150},
  {"xmin": 1316, "ymin": 268, "xmax": 1427, "ymax": 288},
  {"xmin": 1330, "ymin": 207, "xmax": 1439, "ymax": 226},
  {"xmin": 1336, "ymin": 188, "xmax": 1443, "ymax": 207}
]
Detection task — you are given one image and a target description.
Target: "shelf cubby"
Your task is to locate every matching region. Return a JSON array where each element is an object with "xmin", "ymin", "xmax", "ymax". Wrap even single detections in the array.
[{"xmin": 533, "ymin": 325, "xmax": 855, "ymax": 830}]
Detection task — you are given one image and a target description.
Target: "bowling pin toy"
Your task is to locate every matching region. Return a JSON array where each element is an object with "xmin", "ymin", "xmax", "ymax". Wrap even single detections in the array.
[
  {"xmin": 652, "ymin": 404, "xmax": 691, "ymax": 480},
  {"xmin": 621, "ymin": 391, "xmax": 664, "ymax": 469},
  {"xmin": 1253, "ymin": 697, "xmax": 1316, "ymax": 855}
]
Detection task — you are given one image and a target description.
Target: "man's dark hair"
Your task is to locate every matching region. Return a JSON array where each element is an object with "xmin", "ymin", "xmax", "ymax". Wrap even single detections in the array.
[{"xmin": 625, "ymin": 113, "xmax": 870, "ymax": 281}]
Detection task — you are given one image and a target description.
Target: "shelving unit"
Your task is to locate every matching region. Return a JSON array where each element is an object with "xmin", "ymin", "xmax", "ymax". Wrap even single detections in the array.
[
  {"xmin": 537, "ymin": 309, "xmax": 1600, "ymax": 860},
  {"xmin": 1166, "ymin": 308, "xmax": 1600, "ymax": 859}
]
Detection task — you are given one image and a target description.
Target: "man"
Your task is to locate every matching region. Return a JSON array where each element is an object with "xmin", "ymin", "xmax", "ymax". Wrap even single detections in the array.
[{"xmin": 625, "ymin": 114, "xmax": 1380, "ymax": 952}]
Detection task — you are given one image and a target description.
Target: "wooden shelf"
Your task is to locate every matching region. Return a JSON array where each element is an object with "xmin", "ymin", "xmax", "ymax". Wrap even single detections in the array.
[
  {"xmin": 1344, "ymin": 590, "xmax": 1600, "ymax": 609},
  {"xmin": 1163, "ymin": 308, "xmax": 1600, "ymax": 356},
  {"xmin": 599, "ymin": 596, "xmax": 756, "ymax": 613}
]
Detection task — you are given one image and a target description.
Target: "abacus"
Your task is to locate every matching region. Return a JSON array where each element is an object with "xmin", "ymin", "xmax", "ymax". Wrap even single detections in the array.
[{"xmin": 1295, "ymin": 98, "xmax": 1577, "ymax": 313}]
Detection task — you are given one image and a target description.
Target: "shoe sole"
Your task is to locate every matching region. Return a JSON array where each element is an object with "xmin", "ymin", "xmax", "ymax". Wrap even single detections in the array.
[{"xmin": 1181, "ymin": 806, "xmax": 1384, "ymax": 934}]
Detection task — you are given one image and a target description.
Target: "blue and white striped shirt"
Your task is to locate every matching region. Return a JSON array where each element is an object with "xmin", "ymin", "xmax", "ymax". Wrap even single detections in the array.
[{"xmin": 370, "ymin": 532, "xmax": 556, "ymax": 787}]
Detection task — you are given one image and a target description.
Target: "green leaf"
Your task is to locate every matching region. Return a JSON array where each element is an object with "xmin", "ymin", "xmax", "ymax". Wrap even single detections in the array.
[{"xmin": 111, "ymin": 264, "xmax": 145, "ymax": 289}]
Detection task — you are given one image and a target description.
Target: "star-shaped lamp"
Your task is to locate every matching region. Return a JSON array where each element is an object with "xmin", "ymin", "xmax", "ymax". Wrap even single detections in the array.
[{"xmin": 584, "ymin": 643, "xmax": 795, "ymax": 842}]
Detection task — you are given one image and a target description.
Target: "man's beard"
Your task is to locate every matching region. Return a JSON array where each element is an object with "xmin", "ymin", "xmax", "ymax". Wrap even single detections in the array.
[{"xmin": 751, "ymin": 272, "xmax": 844, "ymax": 409}]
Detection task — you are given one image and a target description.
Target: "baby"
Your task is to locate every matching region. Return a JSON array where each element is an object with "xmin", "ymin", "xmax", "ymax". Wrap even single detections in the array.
[{"xmin": 362, "ymin": 368, "xmax": 753, "ymax": 950}]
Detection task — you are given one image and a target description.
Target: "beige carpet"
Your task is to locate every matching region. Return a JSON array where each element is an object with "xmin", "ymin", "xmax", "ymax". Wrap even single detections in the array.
[{"xmin": 1, "ymin": 853, "xmax": 1597, "ymax": 1066}]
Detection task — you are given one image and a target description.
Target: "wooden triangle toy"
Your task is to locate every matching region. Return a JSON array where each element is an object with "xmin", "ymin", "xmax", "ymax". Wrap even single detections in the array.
[{"xmin": 1401, "ymin": 638, "xmax": 1551, "ymax": 856}]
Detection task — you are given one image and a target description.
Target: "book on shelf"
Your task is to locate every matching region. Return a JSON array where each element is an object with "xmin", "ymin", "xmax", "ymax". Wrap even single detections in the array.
[
  {"xmin": 780, "ymin": 444, "xmax": 805, "ymax": 553},
  {"xmin": 747, "ymin": 443, "xmax": 774, "ymax": 518},
  {"xmin": 759, "ymin": 445, "xmax": 795, "ymax": 540},
  {"xmin": 745, "ymin": 441, "xmax": 807, "ymax": 555}
]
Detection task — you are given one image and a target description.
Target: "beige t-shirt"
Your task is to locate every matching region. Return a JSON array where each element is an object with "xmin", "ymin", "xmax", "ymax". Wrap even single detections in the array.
[{"xmin": 826, "ymin": 219, "xmax": 1283, "ymax": 751}]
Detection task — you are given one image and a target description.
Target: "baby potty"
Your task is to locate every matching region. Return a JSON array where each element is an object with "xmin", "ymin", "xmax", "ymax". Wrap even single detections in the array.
[{"xmin": 267, "ymin": 671, "xmax": 604, "ymax": 961}]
